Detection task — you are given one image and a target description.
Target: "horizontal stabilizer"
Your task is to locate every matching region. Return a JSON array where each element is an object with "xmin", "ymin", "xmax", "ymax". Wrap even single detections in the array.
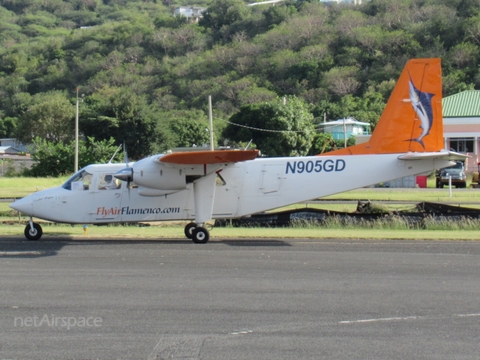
[
  {"xmin": 397, "ymin": 151, "xmax": 468, "ymax": 161},
  {"xmin": 158, "ymin": 149, "xmax": 259, "ymax": 165}
]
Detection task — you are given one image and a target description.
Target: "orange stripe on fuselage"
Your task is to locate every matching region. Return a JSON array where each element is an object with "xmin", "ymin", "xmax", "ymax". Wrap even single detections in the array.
[{"xmin": 321, "ymin": 58, "xmax": 443, "ymax": 156}]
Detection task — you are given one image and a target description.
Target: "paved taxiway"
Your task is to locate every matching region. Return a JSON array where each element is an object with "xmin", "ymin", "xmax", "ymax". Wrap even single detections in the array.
[{"xmin": 1, "ymin": 237, "xmax": 480, "ymax": 359}]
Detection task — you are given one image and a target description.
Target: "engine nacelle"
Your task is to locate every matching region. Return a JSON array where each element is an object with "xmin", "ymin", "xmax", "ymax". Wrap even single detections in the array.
[
  {"xmin": 137, "ymin": 186, "xmax": 179, "ymax": 197},
  {"xmin": 132, "ymin": 156, "xmax": 187, "ymax": 191}
]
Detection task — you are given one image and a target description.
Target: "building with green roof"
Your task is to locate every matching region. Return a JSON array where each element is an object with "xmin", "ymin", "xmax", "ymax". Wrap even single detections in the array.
[{"xmin": 442, "ymin": 90, "xmax": 480, "ymax": 172}]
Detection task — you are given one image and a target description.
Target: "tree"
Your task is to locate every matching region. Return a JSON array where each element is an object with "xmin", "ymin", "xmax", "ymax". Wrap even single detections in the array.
[
  {"xmin": 28, "ymin": 136, "xmax": 122, "ymax": 176},
  {"xmin": 0, "ymin": 116, "xmax": 18, "ymax": 138},
  {"xmin": 223, "ymin": 96, "xmax": 315, "ymax": 157},
  {"xmin": 323, "ymin": 67, "xmax": 361, "ymax": 99},
  {"xmin": 200, "ymin": 0, "xmax": 250, "ymax": 31},
  {"xmin": 263, "ymin": 3, "xmax": 297, "ymax": 28},
  {"xmin": 446, "ymin": 42, "xmax": 480, "ymax": 81},
  {"xmin": 170, "ymin": 118, "xmax": 211, "ymax": 148},
  {"xmin": 80, "ymin": 87, "xmax": 162, "ymax": 159},
  {"xmin": 309, "ymin": 132, "xmax": 336, "ymax": 155},
  {"xmin": 443, "ymin": 70, "xmax": 475, "ymax": 96},
  {"xmin": 16, "ymin": 90, "xmax": 75, "ymax": 144}
]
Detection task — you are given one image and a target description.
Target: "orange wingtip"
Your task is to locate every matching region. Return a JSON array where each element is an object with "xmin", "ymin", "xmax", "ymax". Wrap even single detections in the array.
[{"xmin": 159, "ymin": 150, "xmax": 259, "ymax": 165}]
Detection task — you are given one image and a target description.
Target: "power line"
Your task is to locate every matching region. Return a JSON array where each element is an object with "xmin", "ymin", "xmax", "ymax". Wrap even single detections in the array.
[{"xmin": 215, "ymin": 117, "xmax": 309, "ymax": 134}]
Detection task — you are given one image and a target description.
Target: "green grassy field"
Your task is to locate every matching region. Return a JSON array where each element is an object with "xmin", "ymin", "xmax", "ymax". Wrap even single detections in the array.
[{"xmin": 0, "ymin": 176, "xmax": 68, "ymax": 198}]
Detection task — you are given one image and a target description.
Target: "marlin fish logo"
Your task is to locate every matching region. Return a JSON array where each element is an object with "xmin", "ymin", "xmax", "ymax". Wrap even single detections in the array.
[{"xmin": 408, "ymin": 76, "xmax": 435, "ymax": 148}]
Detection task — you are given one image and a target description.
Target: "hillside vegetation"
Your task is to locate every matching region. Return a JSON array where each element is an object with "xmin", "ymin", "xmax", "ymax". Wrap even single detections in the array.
[{"xmin": 1, "ymin": 0, "xmax": 480, "ymax": 166}]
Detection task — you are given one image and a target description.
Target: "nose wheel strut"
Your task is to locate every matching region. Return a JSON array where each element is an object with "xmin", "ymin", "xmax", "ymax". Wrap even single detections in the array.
[{"xmin": 24, "ymin": 218, "xmax": 43, "ymax": 241}]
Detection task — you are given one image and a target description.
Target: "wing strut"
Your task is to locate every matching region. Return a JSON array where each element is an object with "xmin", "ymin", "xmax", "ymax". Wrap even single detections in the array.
[{"xmin": 189, "ymin": 172, "xmax": 217, "ymax": 243}]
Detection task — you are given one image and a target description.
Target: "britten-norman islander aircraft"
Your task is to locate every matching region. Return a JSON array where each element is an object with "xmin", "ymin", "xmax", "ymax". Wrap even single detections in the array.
[{"xmin": 10, "ymin": 58, "xmax": 466, "ymax": 243}]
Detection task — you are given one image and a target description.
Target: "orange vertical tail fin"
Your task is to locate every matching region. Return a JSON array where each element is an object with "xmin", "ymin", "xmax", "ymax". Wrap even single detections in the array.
[{"xmin": 321, "ymin": 58, "xmax": 444, "ymax": 156}]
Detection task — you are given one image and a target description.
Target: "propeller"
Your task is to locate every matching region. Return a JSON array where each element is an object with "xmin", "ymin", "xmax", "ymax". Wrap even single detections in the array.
[
  {"xmin": 123, "ymin": 140, "xmax": 128, "ymax": 165},
  {"xmin": 114, "ymin": 167, "xmax": 133, "ymax": 183},
  {"xmin": 114, "ymin": 142, "xmax": 133, "ymax": 185}
]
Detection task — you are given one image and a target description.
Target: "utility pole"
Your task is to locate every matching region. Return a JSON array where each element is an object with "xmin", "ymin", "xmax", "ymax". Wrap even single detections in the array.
[
  {"xmin": 208, "ymin": 95, "xmax": 214, "ymax": 151},
  {"xmin": 75, "ymin": 88, "xmax": 79, "ymax": 173}
]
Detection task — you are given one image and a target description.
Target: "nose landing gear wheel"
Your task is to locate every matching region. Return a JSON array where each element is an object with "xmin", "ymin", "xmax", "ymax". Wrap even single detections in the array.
[
  {"xmin": 24, "ymin": 223, "xmax": 43, "ymax": 241},
  {"xmin": 191, "ymin": 227, "xmax": 210, "ymax": 244}
]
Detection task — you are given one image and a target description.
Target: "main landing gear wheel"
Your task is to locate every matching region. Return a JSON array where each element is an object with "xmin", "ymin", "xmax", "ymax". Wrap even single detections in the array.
[
  {"xmin": 24, "ymin": 223, "xmax": 43, "ymax": 241},
  {"xmin": 184, "ymin": 222, "xmax": 197, "ymax": 239},
  {"xmin": 191, "ymin": 227, "xmax": 210, "ymax": 244}
]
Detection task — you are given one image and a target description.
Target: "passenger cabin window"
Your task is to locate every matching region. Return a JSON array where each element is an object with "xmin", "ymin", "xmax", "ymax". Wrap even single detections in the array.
[
  {"xmin": 99, "ymin": 173, "xmax": 121, "ymax": 190},
  {"xmin": 62, "ymin": 170, "xmax": 93, "ymax": 191}
]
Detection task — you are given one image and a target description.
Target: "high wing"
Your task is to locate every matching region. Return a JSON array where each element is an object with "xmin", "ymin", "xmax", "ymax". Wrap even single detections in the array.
[
  {"xmin": 157, "ymin": 149, "xmax": 259, "ymax": 165},
  {"xmin": 114, "ymin": 149, "xmax": 259, "ymax": 242}
]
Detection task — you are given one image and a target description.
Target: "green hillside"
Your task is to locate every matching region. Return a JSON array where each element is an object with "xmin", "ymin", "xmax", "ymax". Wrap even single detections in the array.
[{"xmin": 1, "ymin": 0, "xmax": 479, "ymax": 168}]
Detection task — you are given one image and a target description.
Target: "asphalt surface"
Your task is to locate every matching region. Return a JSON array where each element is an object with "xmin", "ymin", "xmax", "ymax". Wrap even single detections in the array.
[{"xmin": 1, "ymin": 237, "xmax": 480, "ymax": 360}]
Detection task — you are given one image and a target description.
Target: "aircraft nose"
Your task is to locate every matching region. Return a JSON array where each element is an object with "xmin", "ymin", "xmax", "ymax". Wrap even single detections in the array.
[{"xmin": 9, "ymin": 197, "xmax": 33, "ymax": 215}]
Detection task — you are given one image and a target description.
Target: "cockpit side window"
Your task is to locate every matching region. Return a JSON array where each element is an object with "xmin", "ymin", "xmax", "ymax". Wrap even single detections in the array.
[
  {"xmin": 98, "ymin": 173, "xmax": 121, "ymax": 190},
  {"xmin": 62, "ymin": 170, "xmax": 93, "ymax": 191}
]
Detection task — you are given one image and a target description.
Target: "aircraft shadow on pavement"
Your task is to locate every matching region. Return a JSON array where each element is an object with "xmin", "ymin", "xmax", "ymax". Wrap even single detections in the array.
[
  {"xmin": 0, "ymin": 236, "xmax": 292, "ymax": 254},
  {"xmin": 0, "ymin": 237, "xmax": 67, "ymax": 258},
  {"xmin": 59, "ymin": 237, "xmax": 293, "ymax": 247},
  {"xmin": 217, "ymin": 239, "xmax": 292, "ymax": 247}
]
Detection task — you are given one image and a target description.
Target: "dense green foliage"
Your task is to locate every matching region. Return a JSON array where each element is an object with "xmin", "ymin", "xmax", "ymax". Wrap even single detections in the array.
[
  {"xmin": 224, "ymin": 96, "xmax": 315, "ymax": 156},
  {"xmin": 1, "ymin": 0, "xmax": 480, "ymax": 173},
  {"xmin": 28, "ymin": 136, "xmax": 122, "ymax": 176}
]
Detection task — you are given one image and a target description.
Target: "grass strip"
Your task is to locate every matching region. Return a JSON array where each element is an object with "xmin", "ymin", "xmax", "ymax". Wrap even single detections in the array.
[{"xmin": 2, "ymin": 223, "xmax": 480, "ymax": 241}]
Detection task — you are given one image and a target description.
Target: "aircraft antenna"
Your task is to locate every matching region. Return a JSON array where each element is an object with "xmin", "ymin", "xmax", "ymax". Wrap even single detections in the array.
[{"xmin": 108, "ymin": 144, "xmax": 123, "ymax": 164}]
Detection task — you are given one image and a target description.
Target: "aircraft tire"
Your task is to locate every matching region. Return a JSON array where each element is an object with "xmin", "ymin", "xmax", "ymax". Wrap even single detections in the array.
[
  {"xmin": 184, "ymin": 222, "xmax": 197, "ymax": 239},
  {"xmin": 191, "ymin": 227, "xmax": 209, "ymax": 244},
  {"xmin": 24, "ymin": 223, "xmax": 43, "ymax": 241}
]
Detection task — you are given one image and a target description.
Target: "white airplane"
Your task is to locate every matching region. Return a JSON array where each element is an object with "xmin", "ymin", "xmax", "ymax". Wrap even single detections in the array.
[{"xmin": 10, "ymin": 58, "xmax": 466, "ymax": 243}]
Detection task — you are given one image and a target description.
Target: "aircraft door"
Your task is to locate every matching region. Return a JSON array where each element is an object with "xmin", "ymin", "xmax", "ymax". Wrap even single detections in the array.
[{"xmin": 259, "ymin": 164, "xmax": 284, "ymax": 195}]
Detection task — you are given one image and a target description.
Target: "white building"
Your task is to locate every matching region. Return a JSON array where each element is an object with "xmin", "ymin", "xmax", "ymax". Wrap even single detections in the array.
[
  {"xmin": 174, "ymin": 6, "xmax": 206, "ymax": 22},
  {"xmin": 316, "ymin": 117, "xmax": 371, "ymax": 140},
  {"xmin": 0, "ymin": 138, "xmax": 27, "ymax": 152},
  {"xmin": 442, "ymin": 90, "xmax": 480, "ymax": 173},
  {"xmin": 320, "ymin": 0, "xmax": 363, "ymax": 4}
]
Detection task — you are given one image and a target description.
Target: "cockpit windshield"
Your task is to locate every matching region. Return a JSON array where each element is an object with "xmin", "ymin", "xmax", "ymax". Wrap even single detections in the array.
[{"xmin": 62, "ymin": 169, "xmax": 93, "ymax": 191}]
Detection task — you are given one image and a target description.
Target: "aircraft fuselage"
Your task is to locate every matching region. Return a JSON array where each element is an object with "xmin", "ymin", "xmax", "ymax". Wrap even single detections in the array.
[{"xmin": 11, "ymin": 154, "xmax": 453, "ymax": 225}]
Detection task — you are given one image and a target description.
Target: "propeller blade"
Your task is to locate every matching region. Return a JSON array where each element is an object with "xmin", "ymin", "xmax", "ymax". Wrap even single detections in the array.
[{"xmin": 123, "ymin": 141, "xmax": 129, "ymax": 167}]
